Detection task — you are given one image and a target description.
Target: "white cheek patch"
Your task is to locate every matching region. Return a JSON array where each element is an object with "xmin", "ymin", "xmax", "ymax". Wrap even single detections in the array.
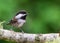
[
  {"xmin": 15, "ymin": 14, "xmax": 23, "ymax": 19},
  {"xmin": 15, "ymin": 14, "xmax": 26, "ymax": 19}
]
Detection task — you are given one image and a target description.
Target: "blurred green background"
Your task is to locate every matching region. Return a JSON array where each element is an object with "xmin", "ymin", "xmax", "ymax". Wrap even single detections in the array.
[
  {"xmin": 0, "ymin": 0, "xmax": 60, "ymax": 33},
  {"xmin": 0, "ymin": 0, "xmax": 60, "ymax": 43}
]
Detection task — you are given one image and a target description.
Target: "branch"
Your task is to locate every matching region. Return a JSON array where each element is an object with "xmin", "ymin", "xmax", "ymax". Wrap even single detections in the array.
[{"xmin": 0, "ymin": 29, "xmax": 60, "ymax": 43}]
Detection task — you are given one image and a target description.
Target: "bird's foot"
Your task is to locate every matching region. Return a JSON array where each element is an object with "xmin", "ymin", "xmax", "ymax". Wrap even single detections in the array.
[
  {"xmin": 20, "ymin": 28, "xmax": 24, "ymax": 33},
  {"xmin": 21, "ymin": 30, "xmax": 24, "ymax": 34}
]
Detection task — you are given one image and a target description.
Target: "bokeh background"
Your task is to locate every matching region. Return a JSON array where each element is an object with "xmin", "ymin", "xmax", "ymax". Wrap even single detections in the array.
[{"xmin": 0, "ymin": 0, "xmax": 60, "ymax": 43}]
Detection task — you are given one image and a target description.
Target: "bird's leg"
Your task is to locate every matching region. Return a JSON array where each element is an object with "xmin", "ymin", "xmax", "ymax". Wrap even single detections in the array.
[{"xmin": 20, "ymin": 28, "xmax": 24, "ymax": 33}]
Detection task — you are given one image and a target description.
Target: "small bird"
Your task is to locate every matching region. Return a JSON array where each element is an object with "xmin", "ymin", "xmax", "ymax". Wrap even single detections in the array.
[{"xmin": 7, "ymin": 10, "xmax": 27, "ymax": 32}]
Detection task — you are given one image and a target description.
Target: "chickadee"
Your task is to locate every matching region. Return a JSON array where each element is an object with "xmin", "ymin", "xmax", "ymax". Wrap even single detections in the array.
[{"xmin": 7, "ymin": 10, "xmax": 27, "ymax": 32}]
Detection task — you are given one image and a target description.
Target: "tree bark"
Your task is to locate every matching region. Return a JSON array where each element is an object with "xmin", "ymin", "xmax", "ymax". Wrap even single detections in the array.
[{"xmin": 0, "ymin": 29, "xmax": 60, "ymax": 43}]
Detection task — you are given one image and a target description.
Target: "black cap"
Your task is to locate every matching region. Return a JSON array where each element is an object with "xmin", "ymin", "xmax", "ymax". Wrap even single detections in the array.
[{"xmin": 16, "ymin": 10, "xmax": 27, "ymax": 16}]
